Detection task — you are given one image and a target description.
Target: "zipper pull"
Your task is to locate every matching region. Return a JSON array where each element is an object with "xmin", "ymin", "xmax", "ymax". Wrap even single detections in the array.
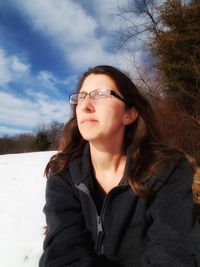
[
  {"xmin": 96, "ymin": 215, "xmax": 104, "ymax": 254},
  {"xmin": 97, "ymin": 215, "xmax": 103, "ymax": 233}
]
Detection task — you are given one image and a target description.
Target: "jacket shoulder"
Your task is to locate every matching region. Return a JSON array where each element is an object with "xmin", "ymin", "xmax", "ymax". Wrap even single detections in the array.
[{"xmin": 150, "ymin": 154, "xmax": 193, "ymax": 193}]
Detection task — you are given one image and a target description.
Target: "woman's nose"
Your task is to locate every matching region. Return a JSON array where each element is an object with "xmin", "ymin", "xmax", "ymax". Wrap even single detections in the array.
[{"xmin": 80, "ymin": 95, "xmax": 95, "ymax": 112}]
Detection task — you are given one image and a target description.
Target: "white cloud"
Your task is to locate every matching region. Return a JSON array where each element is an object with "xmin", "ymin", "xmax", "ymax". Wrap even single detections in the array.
[
  {"xmin": 26, "ymin": 89, "xmax": 51, "ymax": 101},
  {"xmin": 93, "ymin": 0, "xmax": 129, "ymax": 30},
  {"xmin": 10, "ymin": 0, "xmax": 148, "ymax": 73},
  {"xmin": 10, "ymin": 55, "xmax": 29, "ymax": 73},
  {"xmin": 0, "ymin": 48, "xmax": 30, "ymax": 86},
  {"xmin": 0, "ymin": 46, "xmax": 66, "ymax": 95},
  {"xmin": 0, "ymin": 126, "xmax": 32, "ymax": 136},
  {"xmin": 0, "ymin": 91, "xmax": 70, "ymax": 130},
  {"xmin": 13, "ymin": 0, "xmax": 116, "ymax": 70},
  {"xmin": 0, "ymin": 46, "xmax": 72, "ymax": 135},
  {"xmin": 37, "ymin": 71, "xmax": 57, "ymax": 91},
  {"xmin": 21, "ymin": 0, "xmax": 97, "ymax": 39}
]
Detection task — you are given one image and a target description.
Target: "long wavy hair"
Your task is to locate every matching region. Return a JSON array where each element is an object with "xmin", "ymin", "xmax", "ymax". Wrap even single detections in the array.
[{"xmin": 45, "ymin": 65, "xmax": 194, "ymax": 197}]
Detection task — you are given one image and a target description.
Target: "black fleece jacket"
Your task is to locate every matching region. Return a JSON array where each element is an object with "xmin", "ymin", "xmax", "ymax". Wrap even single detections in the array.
[{"xmin": 39, "ymin": 145, "xmax": 200, "ymax": 267}]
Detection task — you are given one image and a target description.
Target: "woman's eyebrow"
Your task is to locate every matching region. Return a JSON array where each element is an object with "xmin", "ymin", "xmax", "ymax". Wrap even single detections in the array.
[{"xmin": 79, "ymin": 89, "xmax": 96, "ymax": 93}]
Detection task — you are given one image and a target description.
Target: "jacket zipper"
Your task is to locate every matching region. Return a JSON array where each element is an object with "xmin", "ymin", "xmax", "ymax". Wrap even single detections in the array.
[
  {"xmin": 75, "ymin": 183, "xmax": 105, "ymax": 254},
  {"xmin": 76, "ymin": 183, "xmax": 129, "ymax": 255},
  {"xmin": 95, "ymin": 190, "xmax": 113, "ymax": 255}
]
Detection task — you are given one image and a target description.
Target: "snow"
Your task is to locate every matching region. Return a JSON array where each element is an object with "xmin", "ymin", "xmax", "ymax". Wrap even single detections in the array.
[{"xmin": 0, "ymin": 151, "xmax": 56, "ymax": 267}]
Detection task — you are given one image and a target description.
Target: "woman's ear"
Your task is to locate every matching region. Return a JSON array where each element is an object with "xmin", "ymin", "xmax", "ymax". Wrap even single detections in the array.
[{"xmin": 123, "ymin": 107, "xmax": 138, "ymax": 125}]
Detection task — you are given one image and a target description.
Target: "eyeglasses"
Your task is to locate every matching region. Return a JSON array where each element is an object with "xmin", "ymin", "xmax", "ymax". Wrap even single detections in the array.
[{"xmin": 69, "ymin": 89, "xmax": 125, "ymax": 105}]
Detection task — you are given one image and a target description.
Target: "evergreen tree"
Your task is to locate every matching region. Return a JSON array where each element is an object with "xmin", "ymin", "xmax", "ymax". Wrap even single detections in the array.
[
  {"xmin": 32, "ymin": 132, "xmax": 51, "ymax": 151},
  {"xmin": 150, "ymin": 0, "xmax": 200, "ymax": 112}
]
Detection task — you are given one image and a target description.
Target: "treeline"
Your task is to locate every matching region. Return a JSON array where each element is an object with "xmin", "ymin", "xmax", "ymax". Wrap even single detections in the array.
[
  {"xmin": 0, "ymin": 121, "xmax": 64, "ymax": 155},
  {"xmin": 117, "ymin": 0, "xmax": 200, "ymax": 165},
  {"xmin": 153, "ymin": 97, "xmax": 200, "ymax": 165},
  {"xmin": 117, "ymin": 0, "xmax": 200, "ymax": 207}
]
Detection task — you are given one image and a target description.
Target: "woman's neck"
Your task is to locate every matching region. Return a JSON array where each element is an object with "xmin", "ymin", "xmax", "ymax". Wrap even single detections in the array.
[{"xmin": 89, "ymin": 142, "xmax": 126, "ymax": 193}]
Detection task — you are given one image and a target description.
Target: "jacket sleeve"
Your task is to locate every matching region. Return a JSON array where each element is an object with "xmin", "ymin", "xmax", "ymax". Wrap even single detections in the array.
[
  {"xmin": 39, "ymin": 172, "xmax": 120, "ymax": 267},
  {"xmin": 141, "ymin": 157, "xmax": 200, "ymax": 267}
]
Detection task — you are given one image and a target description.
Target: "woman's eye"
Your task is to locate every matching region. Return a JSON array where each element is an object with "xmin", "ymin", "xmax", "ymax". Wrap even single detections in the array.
[
  {"xmin": 95, "ymin": 91, "xmax": 106, "ymax": 98},
  {"xmin": 78, "ymin": 94, "xmax": 85, "ymax": 100},
  {"xmin": 97, "ymin": 92, "xmax": 103, "ymax": 96}
]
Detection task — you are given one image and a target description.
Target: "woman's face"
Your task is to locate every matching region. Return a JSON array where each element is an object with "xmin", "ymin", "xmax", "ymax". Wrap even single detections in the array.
[{"xmin": 76, "ymin": 74, "xmax": 137, "ymax": 145}]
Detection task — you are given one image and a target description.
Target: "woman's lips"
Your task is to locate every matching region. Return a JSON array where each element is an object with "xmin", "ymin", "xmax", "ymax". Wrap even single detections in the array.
[{"xmin": 81, "ymin": 119, "xmax": 98, "ymax": 124}]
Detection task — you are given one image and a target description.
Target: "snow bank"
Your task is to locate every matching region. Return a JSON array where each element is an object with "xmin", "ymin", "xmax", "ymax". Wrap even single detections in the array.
[{"xmin": 0, "ymin": 151, "xmax": 56, "ymax": 267}]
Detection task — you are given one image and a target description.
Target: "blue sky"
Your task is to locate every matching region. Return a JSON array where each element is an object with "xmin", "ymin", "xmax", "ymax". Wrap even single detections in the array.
[{"xmin": 0, "ymin": 0, "xmax": 147, "ymax": 136}]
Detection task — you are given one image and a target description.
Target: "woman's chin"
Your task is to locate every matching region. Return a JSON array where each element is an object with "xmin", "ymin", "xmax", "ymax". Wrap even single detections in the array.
[{"xmin": 81, "ymin": 134, "xmax": 98, "ymax": 142}]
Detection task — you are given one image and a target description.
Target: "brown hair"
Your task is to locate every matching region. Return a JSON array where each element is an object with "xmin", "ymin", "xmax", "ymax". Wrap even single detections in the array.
[{"xmin": 45, "ymin": 65, "xmax": 193, "ymax": 197}]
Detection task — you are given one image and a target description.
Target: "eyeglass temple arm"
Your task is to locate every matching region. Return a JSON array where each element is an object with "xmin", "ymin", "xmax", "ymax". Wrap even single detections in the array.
[{"xmin": 110, "ymin": 91, "xmax": 126, "ymax": 103}]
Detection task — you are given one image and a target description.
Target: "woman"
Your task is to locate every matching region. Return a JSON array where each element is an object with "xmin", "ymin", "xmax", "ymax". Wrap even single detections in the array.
[{"xmin": 39, "ymin": 65, "xmax": 200, "ymax": 266}]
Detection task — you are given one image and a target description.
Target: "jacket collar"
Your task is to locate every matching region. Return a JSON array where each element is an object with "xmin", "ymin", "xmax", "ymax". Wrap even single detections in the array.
[
  {"xmin": 68, "ymin": 143, "xmax": 182, "ymax": 192},
  {"xmin": 68, "ymin": 143, "xmax": 92, "ymax": 185}
]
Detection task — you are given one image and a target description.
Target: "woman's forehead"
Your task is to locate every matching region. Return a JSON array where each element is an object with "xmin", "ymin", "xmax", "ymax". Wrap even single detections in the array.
[{"xmin": 80, "ymin": 74, "xmax": 117, "ymax": 92}]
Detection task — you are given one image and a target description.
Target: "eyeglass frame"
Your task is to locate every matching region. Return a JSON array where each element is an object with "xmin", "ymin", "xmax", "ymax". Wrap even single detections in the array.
[{"xmin": 69, "ymin": 88, "xmax": 126, "ymax": 105}]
